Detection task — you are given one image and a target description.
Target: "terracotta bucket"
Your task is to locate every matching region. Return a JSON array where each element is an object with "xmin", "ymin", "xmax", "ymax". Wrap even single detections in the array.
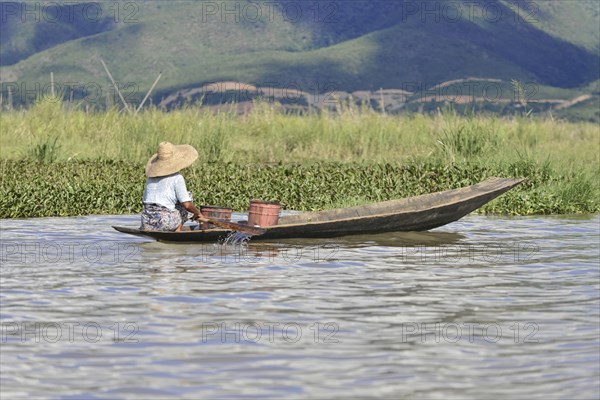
[
  {"xmin": 199, "ymin": 205, "xmax": 232, "ymax": 229},
  {"xmin": 247, "ymin": 200, "xmax": 281, "ymax": 227}
]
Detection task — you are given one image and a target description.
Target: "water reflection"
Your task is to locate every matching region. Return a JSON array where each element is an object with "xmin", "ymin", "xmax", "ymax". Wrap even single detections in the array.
[{"xmin": 271, "ymin": 230, "xmax": 467, "ymax": 247}]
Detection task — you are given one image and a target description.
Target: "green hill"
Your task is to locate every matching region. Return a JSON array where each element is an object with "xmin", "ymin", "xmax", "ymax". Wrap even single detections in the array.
[{"xmin": 1, "ymin": 0, "xmax": 598, "ymax": 118}]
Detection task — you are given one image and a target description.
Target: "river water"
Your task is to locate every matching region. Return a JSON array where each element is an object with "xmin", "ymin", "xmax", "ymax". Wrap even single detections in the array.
[{"xmin": 1, "ymin": 214, "xmax": 599, "ymax": 399}]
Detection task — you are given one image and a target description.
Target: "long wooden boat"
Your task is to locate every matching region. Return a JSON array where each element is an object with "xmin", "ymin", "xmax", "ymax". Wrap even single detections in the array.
[{"xmin": 113, "ymin": 177, "xmax": 523, "ymax": 243}]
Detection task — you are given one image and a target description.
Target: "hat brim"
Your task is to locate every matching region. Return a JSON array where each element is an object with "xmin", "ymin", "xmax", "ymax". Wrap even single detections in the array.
[{"xmin": 145, "ymin": 144, "xmax": 198, "ymax": 177}]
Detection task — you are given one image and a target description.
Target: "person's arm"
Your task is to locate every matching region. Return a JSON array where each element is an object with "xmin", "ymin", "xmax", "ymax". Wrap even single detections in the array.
[
  {"xmin": 174, "ymin": 175, "xmax": 204, "ymax": 219},
  {"xmin": 181, "ymin": 201, "xmax": 205, "ymax": 220}
]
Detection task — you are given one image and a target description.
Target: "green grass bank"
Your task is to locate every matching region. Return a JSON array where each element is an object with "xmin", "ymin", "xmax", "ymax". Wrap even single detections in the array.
[{"xmin": 0, "ymin": 100, "xmax": 598, "ymax": 217}]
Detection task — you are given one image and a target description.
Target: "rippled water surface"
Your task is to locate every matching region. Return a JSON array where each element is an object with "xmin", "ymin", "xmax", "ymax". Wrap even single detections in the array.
[{"xmin": 1, "ymin": 214, "xmax": 599, "ymax": 399}]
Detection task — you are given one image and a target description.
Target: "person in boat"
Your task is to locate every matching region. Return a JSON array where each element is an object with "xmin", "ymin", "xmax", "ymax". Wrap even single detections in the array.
[{"xmin": 141, "ymin": 141, "xmax": 205, "ymax": 231}]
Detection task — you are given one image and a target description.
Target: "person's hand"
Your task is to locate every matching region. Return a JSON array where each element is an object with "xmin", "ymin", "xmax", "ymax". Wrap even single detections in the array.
[{"xmin": 194, "ymin": 212, "xmax": 205, "ymax": 220}]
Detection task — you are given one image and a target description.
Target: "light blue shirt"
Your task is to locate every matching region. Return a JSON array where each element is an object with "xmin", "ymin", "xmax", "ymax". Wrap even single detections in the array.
[{"xmin": 142, "ymin": 173, "xmax": 192, "ymax": 210}]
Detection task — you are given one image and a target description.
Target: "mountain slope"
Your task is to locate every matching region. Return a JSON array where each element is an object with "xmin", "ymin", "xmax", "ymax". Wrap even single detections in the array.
[{"xmin": 1, "ymin": 0, "xmax": 598, "ymax": 106}]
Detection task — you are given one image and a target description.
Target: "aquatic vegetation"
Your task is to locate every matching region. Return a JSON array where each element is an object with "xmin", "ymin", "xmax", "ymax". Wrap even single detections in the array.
[
  {"xmin": 1, "ymin": 99, "xmax": 598, "ymax": 169},
  {"xmin": 0, "ymin": 101, "xmax": 597, "ymax": 217},
  {"xmin": 1, "ymin": 159, "xmax": 597, "ymax": 218}
]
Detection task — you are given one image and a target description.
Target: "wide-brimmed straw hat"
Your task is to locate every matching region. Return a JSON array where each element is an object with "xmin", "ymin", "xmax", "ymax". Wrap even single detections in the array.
[{"xmin": 145, "ymin": 141, "xmax": 198, "ymax": 177}]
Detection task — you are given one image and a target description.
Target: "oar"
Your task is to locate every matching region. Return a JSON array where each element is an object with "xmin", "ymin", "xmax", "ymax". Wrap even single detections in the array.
[{"xmin": 195, "ymin": 217, "xmax": 266, "ymax": 236}]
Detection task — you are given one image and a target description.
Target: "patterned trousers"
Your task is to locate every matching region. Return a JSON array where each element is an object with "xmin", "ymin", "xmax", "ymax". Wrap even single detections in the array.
[{"xmin": 140, "ymin": 204, "xmax": 192, "ymax": 231}]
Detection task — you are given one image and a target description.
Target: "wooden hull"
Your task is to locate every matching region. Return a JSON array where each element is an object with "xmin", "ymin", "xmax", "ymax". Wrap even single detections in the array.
[{"xmin": 113, "ymin": 177, "xmax": 523, "ymax": 243}]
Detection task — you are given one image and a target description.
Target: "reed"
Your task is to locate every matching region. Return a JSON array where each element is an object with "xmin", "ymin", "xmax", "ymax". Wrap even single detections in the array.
[{"xmin": 2, "ymin": 99, "xmax": 597, "ymax": 169}]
